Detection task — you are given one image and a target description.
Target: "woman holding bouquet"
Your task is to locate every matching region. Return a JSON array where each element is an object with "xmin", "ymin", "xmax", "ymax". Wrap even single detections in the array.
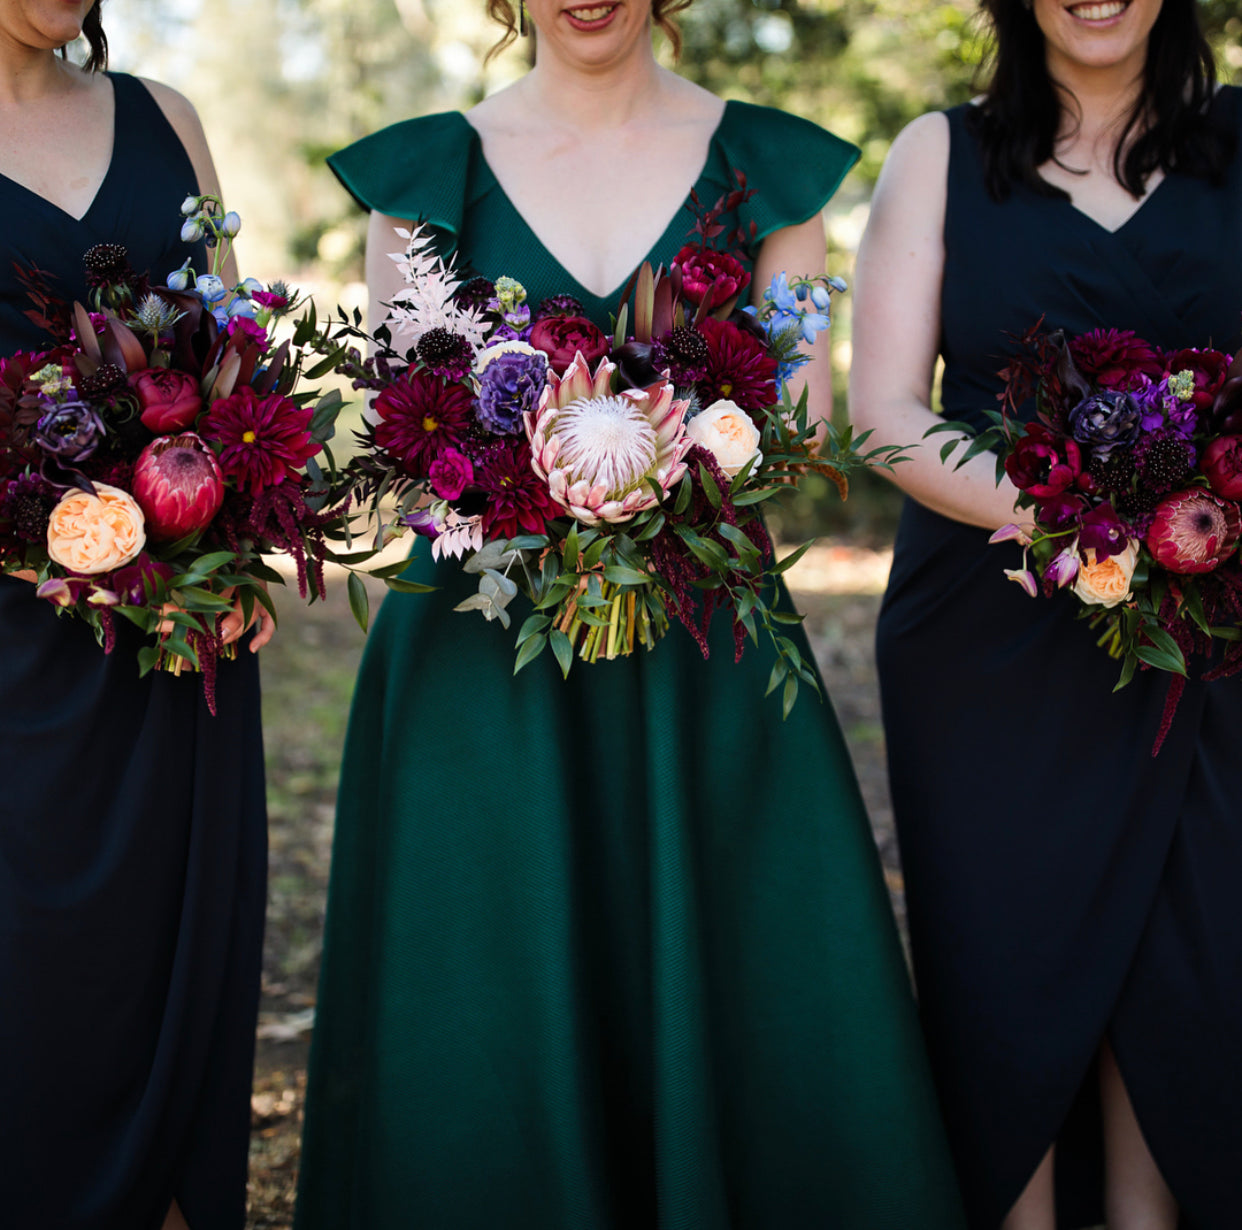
[
  {"xmin": 852, "ymin": 1, "xmax": 1241, "ymax": 1226},
  {"xmin": 0, "ymin": 4, "xmax": 269, "ymax": 1228},
  {"xmin": 295, "ymin": 2, "xmax": 965, "ymax": 1227}
]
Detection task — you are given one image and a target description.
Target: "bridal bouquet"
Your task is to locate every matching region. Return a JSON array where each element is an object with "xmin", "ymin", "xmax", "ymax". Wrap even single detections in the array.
[
  {"xmin": 319, "ymin": 178, "xmax": 903, "ymax": 713},
  {"xmin": 949, "ymin": 325, "xmax": 1242, "ymax": 745},
  {"xmin": 0, "ymin": 197, "xmax": 344, "ymax": 708}
]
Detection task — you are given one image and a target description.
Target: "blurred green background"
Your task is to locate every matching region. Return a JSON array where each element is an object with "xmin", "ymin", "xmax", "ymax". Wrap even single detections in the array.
[{"xmin": 100, "ymin": 0, "xmax": 1240, "ymax": 542}]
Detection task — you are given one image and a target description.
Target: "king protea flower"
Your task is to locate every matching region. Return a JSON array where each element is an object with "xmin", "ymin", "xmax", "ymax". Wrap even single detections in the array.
[
  {"xmin": 525, "ymin": 352, "xmax": 692, "ymax": 526},
  {"xmin": 1146, "ymin": 488, "xmax": 1242, "ymax": 574},
  {"xmin": 131, "ymin": 432, "xmax": 225, "ymax": 541}
]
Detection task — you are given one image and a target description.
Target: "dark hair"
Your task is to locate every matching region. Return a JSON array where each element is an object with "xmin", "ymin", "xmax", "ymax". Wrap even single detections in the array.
[
  {"xmin": 969, "ymin": 0, "xmax": 1232, "ymax": 202},
  {"xmin": 484, "ymin": 0, "xmax": 692, "ymax": 63},
  {"xmin": 81, "ymin": 4, "xmax": 108, "ymax": 72}
]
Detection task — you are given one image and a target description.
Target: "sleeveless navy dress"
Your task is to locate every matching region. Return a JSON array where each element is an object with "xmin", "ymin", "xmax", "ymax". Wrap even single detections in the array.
[
  {"xmin": 877, "ymin": 91, "xmax": 1242, "ymax": 1230},
  {"xmin": 0, "ymin": 74, "xmax": 266, "ymax": 1230}
]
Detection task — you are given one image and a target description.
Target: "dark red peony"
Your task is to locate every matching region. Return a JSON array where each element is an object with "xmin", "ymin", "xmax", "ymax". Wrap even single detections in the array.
[
  {"xmin": 1146, "ymin": 488, "xmax": 1241, "ymax": 574},
  {"xmin": 674, "ymin": 243, "xmax": 751, "ymax": 310},
  {"xmin": 476, "ymin": 438, "xmax": 560, "ymax": 540},
  {"xmin": 528, "ymin": 315, "xmax": 610, "ymax": 377},
  {"xmin": 1004, "ymin": 422, "xmax": 1084, "ymax": 500},
  {"xmin": 129, "ymin": 367, "xmax": 202, "ymax": 434},
  {"xmin": 1167, "ymin": 347, "xmax": 1231, "ymax": 410},
  {"xmin": 371, "ymin": 367, "xmax": 474, "ymax": 476},
  {"xmin": 202, "ymin": 386, "xmax": 320, "ymax": 494},
  {"xmin": 1069, "ymin": 328, "xmax": 1164, "ymax": 391},
  {"xmin": 695, "ymin": 317, "xmax": 778, "ymax": 414},
  {"xmin": 1200, "ymin": 435, "xmax": 1242, "ymax": 500}
]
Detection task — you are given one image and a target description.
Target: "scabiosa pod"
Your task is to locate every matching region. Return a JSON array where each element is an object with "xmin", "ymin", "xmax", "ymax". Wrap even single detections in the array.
[{"xmin": 526, "ymin": 352, "xmax": 692, "ymax": 526}]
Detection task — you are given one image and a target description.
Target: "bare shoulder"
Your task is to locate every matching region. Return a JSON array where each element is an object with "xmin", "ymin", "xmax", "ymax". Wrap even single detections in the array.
[
  {"xmin": 135, "ymin": 77, "xmax": 209, "ymax": 153},
  {"xmin": 879, "ymin": 111, "xmax": 950, "ymax": 191}
]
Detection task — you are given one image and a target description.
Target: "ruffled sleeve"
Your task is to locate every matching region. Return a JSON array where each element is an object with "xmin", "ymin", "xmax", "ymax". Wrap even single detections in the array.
[
  {"xmin": 326, "ymin": 112, "xmax": 476, "ymax": 239},
  {"xmin": 705, "ymin": 102, "xmax": 860, "ymax": 254}
]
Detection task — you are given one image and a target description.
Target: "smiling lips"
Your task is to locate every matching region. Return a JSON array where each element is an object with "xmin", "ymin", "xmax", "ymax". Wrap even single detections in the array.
[
  {"xmin": 564, "ymin": 3, "xmax": 620, "ymax": 28},
  {"xmin": 1068, "ymin": 0, "xmax": 1129, "ymax": 19}
]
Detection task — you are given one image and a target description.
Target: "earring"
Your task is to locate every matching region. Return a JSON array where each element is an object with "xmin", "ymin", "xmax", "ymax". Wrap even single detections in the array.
[{"xmin": 519, "ymin": 1, "xmax": 528, "ymax": 36}]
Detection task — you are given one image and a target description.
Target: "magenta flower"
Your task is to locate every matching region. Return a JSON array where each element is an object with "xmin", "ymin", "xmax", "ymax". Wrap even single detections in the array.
[
  {"xmin": 1005, "ymin": 423, "xmax": 1084, "ymax": 500},
  {"xmin": 428, "ymin": 448, "xmax": 474, "ymax": 501},
  {"xmin": 202, "ymin": 386, "xmax": 320, "ymax": 494},
  {"xmin": 1046, "ymin": 545, "xmax": 1080, "ymax": 588}
]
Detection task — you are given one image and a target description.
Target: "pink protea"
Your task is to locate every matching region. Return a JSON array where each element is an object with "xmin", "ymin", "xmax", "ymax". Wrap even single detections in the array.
[
  {"xmin": 1146, "ymin": 488, "xmax": 1242, "ymax": 574},
  {"xmin": 131, "ymin": 432, "xmax": 224, "ymax": 541},
  {"xmin": 525, "ymin": 351, "xmax": 692, "ymax": 526}
]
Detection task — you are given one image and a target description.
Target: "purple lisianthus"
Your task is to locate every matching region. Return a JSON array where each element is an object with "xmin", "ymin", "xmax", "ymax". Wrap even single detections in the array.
[
  {"xmin": 475, "ymin": 349, "xmax": 549, "ymax": 435},
  {"xmin": 33, "ymin": 401, "xmax": 106, "ymax": 463},
  {"xmin": 402, "ymin": 507, "xmax": 443, "ymax": 541},
  {"xmin": 1067, "ymin": 389, "xmax": 1141, "ymax": 458},
  {"xmin": 1079, "ymin": 502, "xmax": 1129, "ymax": 559},
  {"xmin": 428, "ymin": 448, "xmax": 474, "ymax": 501}
]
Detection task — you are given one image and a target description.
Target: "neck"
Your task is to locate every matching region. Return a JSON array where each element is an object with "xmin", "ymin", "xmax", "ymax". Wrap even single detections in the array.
[
  {"xmin": 519, "ymin": 34, "xmax": 666, "ymax": 131},
  {"xmin": 0, "ymin": 37, "xmax": 73, "ymax": 105},
  {"xmin": 1047, "ymin": 49, "xmax": 1148, "ymax": 150}
]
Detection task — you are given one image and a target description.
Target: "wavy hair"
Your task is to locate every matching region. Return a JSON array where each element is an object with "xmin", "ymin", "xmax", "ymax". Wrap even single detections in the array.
[
  {"xmin": 484, "ymin": 0, "xmax": 693, "ymax": 63},
  {"xmin": 969, "ymin": 0, "xmax": 1232, "ymax": 201}
]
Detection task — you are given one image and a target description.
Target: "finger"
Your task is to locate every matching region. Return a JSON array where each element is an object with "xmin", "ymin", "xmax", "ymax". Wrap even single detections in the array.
[{"xmin": 249, "ymin": 609, "xmax": 276, "ymax": 652}]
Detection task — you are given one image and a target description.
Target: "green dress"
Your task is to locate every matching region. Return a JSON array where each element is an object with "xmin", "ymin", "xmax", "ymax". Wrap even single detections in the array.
[{"xmin": 297, "ymin": 102, "xmax": 965, "ymax": 1230}]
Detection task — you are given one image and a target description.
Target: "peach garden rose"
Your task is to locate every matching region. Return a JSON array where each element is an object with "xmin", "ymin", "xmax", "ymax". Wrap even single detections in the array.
[
  {"xmin": 1072, "ymin": 539, "xmax": 1140, "ymax": 609},
  {"xmin": 46, "ymin": 483, "xmax": 147, "ymax": 575},
  {"xmin": 685, "ymin": 398, "xmax": 763, "ymax": 479}
]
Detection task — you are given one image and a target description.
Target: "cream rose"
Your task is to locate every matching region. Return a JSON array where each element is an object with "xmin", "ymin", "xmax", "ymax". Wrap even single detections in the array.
[
  {"xmin": 685, "ymin": 399, "xmax": 762, "ymax": 479},
  {"xmin": 1072, "ymin": 539, "xmax": 1140, "ymax": 609},
  {"xmin": 46, "ymin": 483, "xmax": 147, "ymax": 575}
]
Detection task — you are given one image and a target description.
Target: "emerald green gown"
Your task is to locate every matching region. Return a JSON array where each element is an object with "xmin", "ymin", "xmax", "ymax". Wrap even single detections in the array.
[{"xmin": 296, "ymin": 102, "xmax": 965, "ymax": 1229}]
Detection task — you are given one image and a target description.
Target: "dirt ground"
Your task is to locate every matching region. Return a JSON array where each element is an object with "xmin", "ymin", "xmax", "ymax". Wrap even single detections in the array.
[{"xmin": 245, "ymin": 542, "xmax": 899, "ymax": 1227}]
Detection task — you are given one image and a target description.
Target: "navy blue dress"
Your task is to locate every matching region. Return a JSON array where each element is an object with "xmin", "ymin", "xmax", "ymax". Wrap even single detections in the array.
[
  {"xmin": 0, "ymin": 74, "xmax": 266, "ymax": 1230},
  {"xmin": 877, "ymin": 90, "xmax": 1242, "ymax": 1230}
]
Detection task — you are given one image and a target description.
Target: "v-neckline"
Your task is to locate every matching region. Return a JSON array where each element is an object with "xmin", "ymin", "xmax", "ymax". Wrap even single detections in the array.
[
  {"xmin": 0, "ymin": 75, "xmax": 119, "ymax": 225},
  {"xmin": 459, "ymin": 101, "xmax": 733, "ymax": 309},
  {"xmin": 1058, "ymin": 170, "xmax": 1172, "ymax": 237}
]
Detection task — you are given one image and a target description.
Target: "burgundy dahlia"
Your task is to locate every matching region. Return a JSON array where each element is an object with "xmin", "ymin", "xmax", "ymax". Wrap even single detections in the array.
[
  {"xmin": 475, "ymin": 439, "xmax": 560, "ymax": 540},
  {"xmin": 372, "ymin": 369, "xmax": 475, "ymax": 476},
  {"xmin": 202, "ymin": 386, "xmax": 320, "ymax": 494},
  {"xmin": 131, "ymin": 432, "xmax": 224, "ymax": 541},
  {"xmin": 695, "ymin": 317, "xmax": 778, "ymax": 414},
  {"xmin": 1069, "ymin": 328, "xmax": 1164, "ymax": 391},
  {"xmin": 1146, "ymin": 489, "xmax": 1242, "ymax": 575}
]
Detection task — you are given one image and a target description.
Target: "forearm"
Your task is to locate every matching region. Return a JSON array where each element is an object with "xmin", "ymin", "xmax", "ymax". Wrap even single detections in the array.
[{"xmin": 857, "ymin": 396, "xmax": 1025, "ymax": 531}]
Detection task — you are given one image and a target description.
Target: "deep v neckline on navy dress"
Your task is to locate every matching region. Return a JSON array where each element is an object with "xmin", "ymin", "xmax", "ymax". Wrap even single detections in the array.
[{"xmin": 0, "ymin": 74, "xmax": 118, "ymax": 226}]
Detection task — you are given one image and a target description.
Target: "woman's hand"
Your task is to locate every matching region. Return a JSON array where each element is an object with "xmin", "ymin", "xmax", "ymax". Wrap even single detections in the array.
[
  {"xmin": 850, "ymin": 112, "xmax": 1026, "ymax": 532},
  {"xmin": 157, "ymin": 586, "xmax": 276, "ymax": 652}
]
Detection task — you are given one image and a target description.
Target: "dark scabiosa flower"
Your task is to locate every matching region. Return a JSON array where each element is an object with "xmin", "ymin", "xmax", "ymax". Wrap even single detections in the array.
[
  {"xmin": 1087, "ymin": 447, "xmax": 1136, "ymax": 495},
  {"xmin": 475, "ymin": 348, "xmax": 548, "ymax": 435},
  {"xmin": 201, "ymin": 386, "xmax": 320, "ymax": 494},
  {"xmin": 0, "ymin": 472, "xmax": 58, "ymax": 542},
  {"xmin": 453, "ymin": 276, "xmax": 497, "ymax": 316},
  {"xmin": 1147, "ymin": 489, "xmax": 1242, "ymax": 574},
  {"xmin": 535, "ymin": 294, "xmax": 586, "ymax": 321},
  {"xmin": 652, "ymin": 325, "xmax": 710, "ymax": 385},
  {"xmin": 83, "ymin": 242, "xmax": 135, "ymax": 289},
  {"xmin": 1067, "ymin": 389, "xmax": 1141, "ymax": 458},
  {"xmin": 371, "ymin": 368, "xmax": 475, "ymax": 476},
  {"xmin": 416, "ymin": 327, "xmax": 474, "ymax": 381},
  {"xmin": 1135, "ymin": 431, "xmax": 1196, "ymax": 494},
  {"xmin": 476, "ymin": 438, "xmax": 560, "ymax": 540},
  {"xmin": 1069, "ymin": 328, "xmax": 1164, "ymax": 391},
  {"xmin": 33, "ymin": 400, "xmax": 106, "ymax": 463},
  {"xmin": 75, "ymin": 363, "xmax": 128, "ymax": 400},
  {"xmin": 695, "ymin": 317, "xmax": 778, "ymax": 415}
]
